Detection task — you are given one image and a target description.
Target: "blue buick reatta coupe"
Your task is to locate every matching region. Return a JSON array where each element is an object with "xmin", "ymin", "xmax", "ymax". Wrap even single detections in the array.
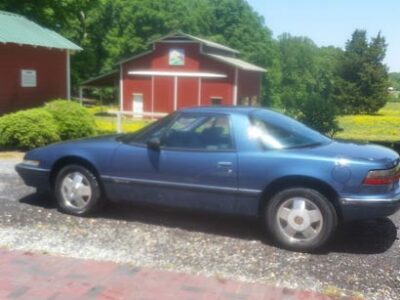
[{"xmin": 16, "ymin": 107, "xmax": 400, "ymax": 251}]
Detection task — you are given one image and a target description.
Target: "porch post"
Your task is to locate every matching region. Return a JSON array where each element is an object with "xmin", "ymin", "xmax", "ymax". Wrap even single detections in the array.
[
  {"xmin": 151, "ymin": 75, "xmax": 155, "ymax": 120},
  {"xmin": 173, "ymin": 76, "xmax": 178, "ymax": 110},
  {"xmin": 66, "ymin": 50, "xmax": 71, "ymax": 100},
  {"xmin": 117, "ymin": 111, "xmax": 122, "ymax": 133},
  {"xmin": 118, "ymin": 64, "xmax": 124, "ymax": 133},
  {"xmin": 79, "ymin": 87, "xmax": 83, "ymax": 105},
  {"xmin": 233, "ymin": 67, "xmax": 238, "ymax": 105}
]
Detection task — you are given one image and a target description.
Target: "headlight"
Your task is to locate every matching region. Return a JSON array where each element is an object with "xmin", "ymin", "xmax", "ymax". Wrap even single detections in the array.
[{"xmin": 22, "ymin": 160, "xmax": 40, "ymax": 167}]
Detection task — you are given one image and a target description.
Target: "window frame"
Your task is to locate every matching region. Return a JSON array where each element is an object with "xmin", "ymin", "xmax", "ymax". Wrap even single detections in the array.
[
  {"xmin": 161, "ymin": 112, "xmax": 236, "ymax": 152},
  {"xmin": 120, "ymin": 112, "xmax": 237, "ymax": 152}
]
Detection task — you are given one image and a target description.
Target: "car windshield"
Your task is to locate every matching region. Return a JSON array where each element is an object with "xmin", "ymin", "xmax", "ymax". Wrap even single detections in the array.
[{"xmin": 249, "ymin": 110, "xmax": 331, "ymax": 150}]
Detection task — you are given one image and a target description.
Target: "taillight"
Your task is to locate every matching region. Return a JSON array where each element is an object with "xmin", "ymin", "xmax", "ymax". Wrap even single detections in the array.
[{"xmin": 363, "ymin": 167, "xmax": 399, "ymax": 185}]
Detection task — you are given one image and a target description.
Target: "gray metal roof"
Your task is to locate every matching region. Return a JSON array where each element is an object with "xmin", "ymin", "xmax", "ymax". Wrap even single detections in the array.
[
  {"xmin": 0, "ymin": 10, "xmax": 82, "ymax": 51},
  {"xmin": 80, "ymin": 70, "xmax": 118, "ymax": 87},
  {"xmin": 180, "ymin": 33, "xmax": 240, "ymax": 54},
  {"xmin": 206, "ymin": 53, "xmax": 266, "ymax": 72},
  {"xmin": 152, "ymin": 32, "xmax": 240, "ymax": 54}
]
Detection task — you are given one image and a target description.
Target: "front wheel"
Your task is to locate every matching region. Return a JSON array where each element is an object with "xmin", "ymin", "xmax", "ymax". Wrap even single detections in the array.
[
  {"xmin": 265, "ymin": 188, "xmax": 337, "ymax": 252},
  {"xmin": 54, "ymin": 165, "xmax": 103, "ymax": 216}
]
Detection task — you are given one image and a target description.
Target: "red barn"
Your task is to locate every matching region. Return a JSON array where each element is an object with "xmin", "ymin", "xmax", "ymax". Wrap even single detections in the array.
[
  {"xmin": 82, "ymin": 33, "xmax": 265, "ymax": 116},
  {"xmin": 0, "ymin": 11, "xmax": 82, "ymax": 115}
]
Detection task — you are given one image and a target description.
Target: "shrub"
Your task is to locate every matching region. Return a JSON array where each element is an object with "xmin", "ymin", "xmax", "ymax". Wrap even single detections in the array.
[
  {"xmin": 0, "ymin": 108, "xmax": 60, "ymax": 149},
  {"xmin": 298, "ymin": 96, "xmax": 341, "ymax": 137},
  {"xmin": 45, "ymin": 99, "xmax": 96, "ymax": 140}
]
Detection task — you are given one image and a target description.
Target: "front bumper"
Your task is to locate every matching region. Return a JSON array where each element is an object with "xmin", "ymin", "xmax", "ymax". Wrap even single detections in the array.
[
  {"xmin": 340, "ymin": 188, "xmax": 400, "ymax": 221},
  {"xmin": 15, "ymin": 163, "xmax": 51, "ymax": 192}
]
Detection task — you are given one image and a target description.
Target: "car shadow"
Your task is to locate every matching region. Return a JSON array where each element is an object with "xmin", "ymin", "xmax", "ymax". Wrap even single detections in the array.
[
  {"xmin": 325, "ymin": 218, "xmax": 398, "ymax": 254},
  {"xmin": 20, "ymin": 193, "xmax": 56, "ymax": 209},
  {"xmin": 20, "ymin": 193, "xmax": 398, "ymax": 255}
]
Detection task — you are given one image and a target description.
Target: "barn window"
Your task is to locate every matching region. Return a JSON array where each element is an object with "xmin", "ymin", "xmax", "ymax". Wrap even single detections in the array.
[
  {"xmin": 210, "ymin": 97, "xmax": 222, "ymax": 106},
  {"xmin": 21, "ymin": 70, "xmax": 37, "ymax": 87},
  {"xmin": 169, "ymin": 49, "xmax": 185, "ymax": 66}
]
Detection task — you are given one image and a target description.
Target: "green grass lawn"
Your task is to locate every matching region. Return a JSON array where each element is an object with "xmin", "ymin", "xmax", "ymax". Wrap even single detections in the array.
[
  {"xmin": 95, "ymin": 116, "xmax": 150, "ymax": 135},
  {"xmin": 336, "ymin": 102, "xmax": 400, "ymax": 142},
  {"xmin": 89, "ymin": 106, "xmax": 151, "ymax": 134}
]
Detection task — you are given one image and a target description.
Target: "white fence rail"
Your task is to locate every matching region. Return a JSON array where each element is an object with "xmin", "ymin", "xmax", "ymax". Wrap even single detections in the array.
[{"xmin": 107, "ymin": 110, "xmax": 168, "ymax": 133}]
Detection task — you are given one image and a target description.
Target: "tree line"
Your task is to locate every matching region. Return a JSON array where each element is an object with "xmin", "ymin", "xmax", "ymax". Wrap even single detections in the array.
[
  {"xmin": 390, "ymin": 73, "xmax": 400, "ymax": 90},
  {"xmin": 0, "ymin": 0, "xmax": 391, "ymax": 133}
]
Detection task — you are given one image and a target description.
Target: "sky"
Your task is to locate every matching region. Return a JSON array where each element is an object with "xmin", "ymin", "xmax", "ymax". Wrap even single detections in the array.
[{"xmin": 247, "ymin": 0, "xmax": 400, "ymax": 72}]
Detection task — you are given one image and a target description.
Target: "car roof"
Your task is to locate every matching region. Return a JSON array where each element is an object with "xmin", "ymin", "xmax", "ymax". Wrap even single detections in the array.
[{"xmin": 179, "ymin": 106, "xmax": 267, "ymax": 115}]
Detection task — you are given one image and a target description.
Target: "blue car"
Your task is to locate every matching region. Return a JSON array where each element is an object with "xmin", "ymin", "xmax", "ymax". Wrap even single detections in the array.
[{"xmin": 16, "ymin": 107, "xmax": 400, "ymax": 251}]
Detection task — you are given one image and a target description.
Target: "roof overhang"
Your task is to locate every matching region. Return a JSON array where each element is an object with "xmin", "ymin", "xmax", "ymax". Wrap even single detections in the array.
[
  {"xmin": 128, "ymin": 70, "xmax": 227, "ymax": 78},
  {"xmin": 0, "ymin": 10, "xmax": 82, "ymax": 51},
  {"xmin": 80, "ymin": 70, "xmax": 119, "ymax": 88},
  {"xmin": 205, "ymin": 53, "xmax": 266, "ymax": 72},
  {"xmin": 152, "ymin": 31, "xmax": 240, "ymax": 54}
]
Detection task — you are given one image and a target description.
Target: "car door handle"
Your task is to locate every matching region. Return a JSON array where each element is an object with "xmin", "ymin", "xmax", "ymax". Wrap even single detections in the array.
[{"xmin": 217, "ymin": 161, "xmax": 233, "ymax": 169}]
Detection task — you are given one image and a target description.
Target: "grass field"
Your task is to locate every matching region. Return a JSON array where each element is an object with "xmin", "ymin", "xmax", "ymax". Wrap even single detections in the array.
[
  {"xmin": 88, "ymin": 106, "xmax": 151, "ymax": 134},
  {"xmin": 336, "ymin": 102, "xmax": 400, "ymax": 142},
  {"xmin": 95, "ymin": 116, "xmax": 150, "ymax": 135}
]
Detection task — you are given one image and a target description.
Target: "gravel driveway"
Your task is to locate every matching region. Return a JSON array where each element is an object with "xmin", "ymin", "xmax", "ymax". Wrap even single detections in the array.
[{"xmin": 0, "ymin": 158, "xmax": 399, "ymax": 299}]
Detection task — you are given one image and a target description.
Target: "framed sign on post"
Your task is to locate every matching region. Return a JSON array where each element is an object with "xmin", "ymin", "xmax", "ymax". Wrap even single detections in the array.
[
  {"xmin": 21, "ymin": 70, "xmax": 37, "ymax": 87},
  {"xmin": 169, "ymin": 49, "xmax": 185, "ymax": 66}
]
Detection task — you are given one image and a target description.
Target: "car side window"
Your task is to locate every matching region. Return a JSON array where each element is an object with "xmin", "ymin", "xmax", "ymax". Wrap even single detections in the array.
[
  {"xmin": 123, "ymin": 113, "xmax": 175, "ymax": 145},
  {"xmin": 163, "ymin": 114, "xmax": 234, "ymax": 151}
]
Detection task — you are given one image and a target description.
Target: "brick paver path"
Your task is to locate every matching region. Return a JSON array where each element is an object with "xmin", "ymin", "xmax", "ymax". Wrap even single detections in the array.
[{"xmin": 0, "ymin": 248, "xmax": 333, "ymax": 300}]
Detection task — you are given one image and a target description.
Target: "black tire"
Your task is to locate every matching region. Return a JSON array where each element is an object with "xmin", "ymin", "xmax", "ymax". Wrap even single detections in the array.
[
  {"xmin": 265, "ymin": 188, "xmax": 337, "ymax": 252},
  {"xmin": 54, "ymin": 164, "xmax": 103, "ymax": 216}
]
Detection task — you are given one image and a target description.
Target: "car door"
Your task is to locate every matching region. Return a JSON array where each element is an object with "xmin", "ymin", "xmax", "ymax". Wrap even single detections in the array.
[{"xmin": 107, "ymin": 112, "xmax": 239, "ymax": 214}]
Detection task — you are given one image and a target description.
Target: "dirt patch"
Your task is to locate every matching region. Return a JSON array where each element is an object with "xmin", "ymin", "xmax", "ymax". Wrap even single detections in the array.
[{"xmin": 0, "ymin": 151, "xmax": 24, "ymax": 160}]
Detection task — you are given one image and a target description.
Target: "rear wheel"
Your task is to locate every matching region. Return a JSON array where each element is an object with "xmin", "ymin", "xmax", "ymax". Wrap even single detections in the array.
[
  {"xmin": 54, "ymin": 165, "xmax": 103, "ymax": 216},
  {"xmin": 265, "ymin": 188, "xmax": 337, "ymax": 252}
]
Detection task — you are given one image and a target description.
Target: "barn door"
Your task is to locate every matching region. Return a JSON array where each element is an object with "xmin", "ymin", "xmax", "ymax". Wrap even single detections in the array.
[{"xmin": 132, "ymin": 93, "xmax": 143, "ymax": 118}]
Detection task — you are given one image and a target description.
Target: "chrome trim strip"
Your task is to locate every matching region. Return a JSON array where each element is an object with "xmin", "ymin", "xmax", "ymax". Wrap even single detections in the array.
[
  {"xmin": 340, "ymin": 197, "xmax": 400, "ymax": 205},
  {"xmin": 238, "ymin": 188, "xmax": 262, "ymax": 195},
  {"xmin": 16, "ymin": 164, "xmax": 50, "ymax": 173},
  {"xmin": 101, "ymin": 175, "xmax": 262, "ymax": 195}
]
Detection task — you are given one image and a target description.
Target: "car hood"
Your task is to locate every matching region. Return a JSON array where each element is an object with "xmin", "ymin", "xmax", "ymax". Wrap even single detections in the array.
[
  {"xmin": 57, "ymin": 134, "xmax": 122, "ymax": 146},
  {"xmin": 23, "ymin": 134, "xmax": 126, "ymax": 169},
  {"xmin": 29, "ymin": 134, "xmax": 123, "ymax": 154},
  {"xmin": 300, "ymin": 141, "xmax": 399, "ymax": 168}
]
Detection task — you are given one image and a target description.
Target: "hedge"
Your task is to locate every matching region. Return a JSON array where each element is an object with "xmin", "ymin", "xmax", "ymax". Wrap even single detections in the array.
[
  {"xmin": 0, "ymin": 108, "xmax": 60, "ymax": 149},
  {"xmin": 45, "ymin": 99, "xmax": 97, "ymax": 140},
  {"xmin": 0, "ymin": 100, "xmax": 98, "ymax": 150}
]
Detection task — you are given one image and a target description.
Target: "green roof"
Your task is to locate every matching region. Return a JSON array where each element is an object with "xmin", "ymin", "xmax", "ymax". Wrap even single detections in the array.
[{"xmin": 0, "ymin": 10, "xmax": 82, "ymax": 51}]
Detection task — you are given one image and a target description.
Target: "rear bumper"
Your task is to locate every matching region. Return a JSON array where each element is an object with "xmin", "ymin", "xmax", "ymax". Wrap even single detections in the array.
[
  {"xmin": 340, "ymin": 189, "xmax": 400, "ymax": 221},
  {"xmin": 15, "ymin": 163, "xmax": 51, "ymax": 192}
]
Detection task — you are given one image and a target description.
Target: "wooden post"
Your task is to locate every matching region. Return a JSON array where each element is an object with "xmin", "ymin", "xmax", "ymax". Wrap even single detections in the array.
[
  {"xmin": 117, "ymin": 111, "xmax": 122, "ymax": 133},
  {"xmin": 66, "ymin": 50, "xmax": 71, "ymax": 100},
  {"xmin": 79, "ymin": 87, "xmax": 83, "ymax": 106}
]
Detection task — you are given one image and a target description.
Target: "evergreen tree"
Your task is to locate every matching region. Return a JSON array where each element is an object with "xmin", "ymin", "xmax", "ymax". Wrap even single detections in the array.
[{"xmin": 335, "ymin": 30, "xmax": 389, "ymax": 114}]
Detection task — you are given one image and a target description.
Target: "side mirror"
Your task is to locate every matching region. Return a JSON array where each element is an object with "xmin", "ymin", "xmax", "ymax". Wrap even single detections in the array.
[{"xmin": 147, "ymin": 137, "xmax": 161, "ymax": 150}]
